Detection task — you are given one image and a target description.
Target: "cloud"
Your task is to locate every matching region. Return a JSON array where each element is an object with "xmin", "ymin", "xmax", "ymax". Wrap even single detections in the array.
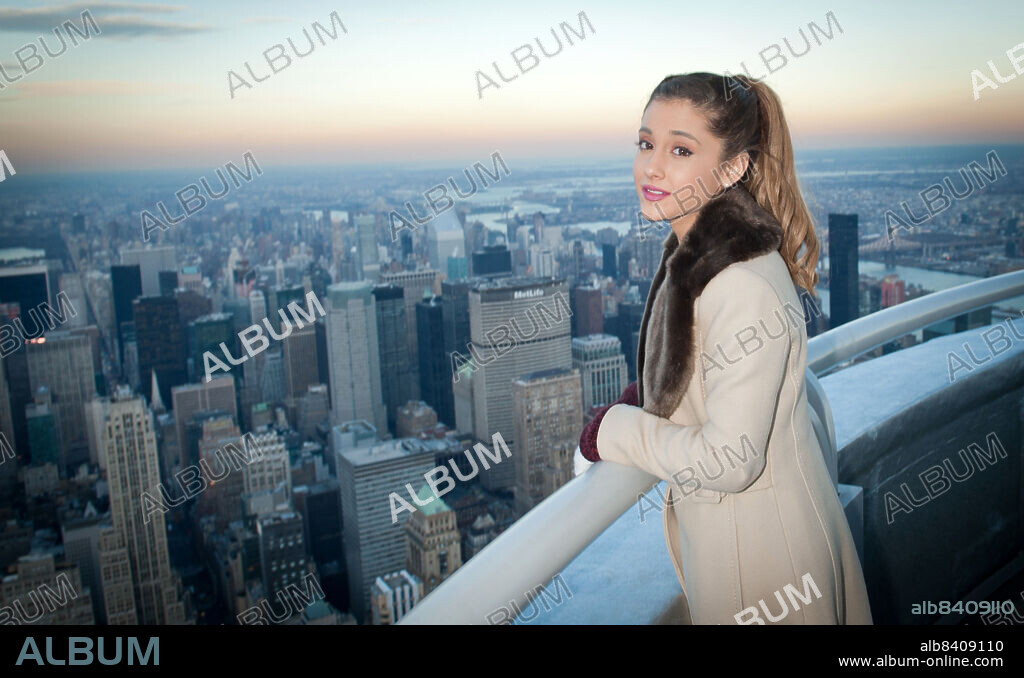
[{"xmin": 0, "ymin": 2, "xmax": 213, "ymax": 37}]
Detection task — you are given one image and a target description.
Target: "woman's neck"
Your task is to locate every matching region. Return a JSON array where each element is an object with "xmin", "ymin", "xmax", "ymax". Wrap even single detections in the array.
[{"xmin": 669, "ymin": 210, "xmax": 699, "ymax": 246}]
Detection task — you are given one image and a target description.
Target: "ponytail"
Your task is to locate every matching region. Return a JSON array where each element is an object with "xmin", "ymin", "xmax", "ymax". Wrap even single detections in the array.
[{"xmin": 732, "ymin": 75, "xmax": 820, "ymax": 297}]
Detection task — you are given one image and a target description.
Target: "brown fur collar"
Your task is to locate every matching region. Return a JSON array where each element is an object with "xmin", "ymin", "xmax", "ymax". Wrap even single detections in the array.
[{"xmin": 636, "ymin": 183, "xmax": 784, "ymax": 418}]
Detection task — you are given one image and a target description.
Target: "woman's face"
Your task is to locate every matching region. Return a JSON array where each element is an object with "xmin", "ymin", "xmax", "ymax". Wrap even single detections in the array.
[{"xmin": 633, "ymin": 97, "xmax": 746, "ymax": 225}]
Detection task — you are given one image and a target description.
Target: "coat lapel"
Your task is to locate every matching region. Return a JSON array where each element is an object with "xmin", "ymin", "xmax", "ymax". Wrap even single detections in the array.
[{"xmin": 636, "ymin": 183, "xmax": 785, "ymax": 419}]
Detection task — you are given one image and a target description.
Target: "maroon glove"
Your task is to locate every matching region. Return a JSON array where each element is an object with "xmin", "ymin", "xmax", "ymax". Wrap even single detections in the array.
[{"xmin": 579, "ymin": 381, "xmax": 639, "ymax": 462}]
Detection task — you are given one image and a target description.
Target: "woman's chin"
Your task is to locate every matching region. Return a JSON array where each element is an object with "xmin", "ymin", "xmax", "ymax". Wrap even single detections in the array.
[{"xmin": 640, "ymin": 204, "xmax": 677, "ymax": 224}]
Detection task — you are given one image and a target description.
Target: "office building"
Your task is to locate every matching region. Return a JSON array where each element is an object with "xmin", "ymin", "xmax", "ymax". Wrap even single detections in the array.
[
  {"xmin": 426, "ymin": 210, "xmax": 466, "ymax": 275},
  {"xmin": 573, "ymin": 285, "xmax": 603, "ymax": 337},
  {"xmin": 293, "ymin": 480, "xmax": 343, "ymax": 568},
  {"xmin": 472, "ymin": 245, "xmax": 512, "ymax": 278},
  {"xmin": 614, "ymin": 300, "xmax": 646, "ymax": 381},
  {"xmin": 187, "ymin": 313, "xmax": 236, "ymax": 383},
  {"xmin": 396, "ymin": 400, "xmax": 438, "ymax": 438},
  {"xmin": 439, "ymin": 279, "xmax": 473, "ymax": 427},
  {"xmin": 601, "ymin": 243, "xmax": 617, "ymax": 278},
  {"xmin": 133, "ymin": 295, "xmax": 187, "ymax": 407},
  {"xmin": 379, "ymin": 268, "xmax": 443, "ymax": 405},
  {"xmin": 61, "ymin": 512, "xmax": 106, "ymax": 624},
  {"xmin": 242, "ymin": 430, "xmax": 291, "ymax": 518},
  {"xmin": 416, "ymin": 295, "xmax": 447, "ymax": 421},
  {"xmin": 25, "ymin": 389, "xmax": 59, "ymax": 467},
  {"xmin": 97, "ymin": 524, "xmax": 137, "ymax": 625},
  {"xmin": 120, "ymin": 246, "xmax": 177, "ymax": 298},
  {"xmin": 26, "ymin": 330, "xmax": 95, "ymax": 472},
  {"xmin": 828, "ymin": 213, "xmax": 859, "ymax": 328},
  {"xmin": 325, "ymin": 282, "xmax": 387, "ymax": 434},
  {"xmin": 335, "ymin": 424, "xmax": 436, "ymax": 622},
  {"xmin": 282, "ymin": 324, "xmax": 319, "ymax": 399},
  {"xmin": 256, "ymin": 511, "xmax": 308, "ymax": 607},
  {"xmin": 102, "ymin": 386, "xmax": 186, "ymax": 624},
  {"xmin": 572, "ymin": 334, "xmax": 628, "ymax": 411},
  {"xmin": 354, "ymin": 213, "xmax": 380, "ymax": 282},
  {"xmin": 512, "ymin": 368, "xmax": 581, "ymax": 513},
  {"xmin": 465, "ymin": 276, "xmax": 572, "ymax": 490},
  {"xmin": 373, "ymin": 284, "xmax": 416, "ymax": 436},
  {"xmin": 171, "ymin": 375, "xmax": 238, "ymax": 468},
  {"xmin": 0, "ymin": 553, "xmax": 94, "ymax": 625},
  {"xmin": 370, "ymin": 570, "xmax": 424, "ymax": 625},
  {"xmin": 404, "ymin": 484, "xmax": 462, "ymax": 594}
]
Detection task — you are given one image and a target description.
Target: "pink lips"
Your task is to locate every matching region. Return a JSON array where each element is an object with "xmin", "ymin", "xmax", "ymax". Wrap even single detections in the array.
[{"xmin": 641, "ymin": 184, "xmax": 669, "ymax": 201}]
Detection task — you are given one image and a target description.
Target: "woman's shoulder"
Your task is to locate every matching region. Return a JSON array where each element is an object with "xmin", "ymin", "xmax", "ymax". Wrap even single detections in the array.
[
  {"xmin": 697, "ymin": 250, "xmax": 802, "ymax": 321},
  {"xmin": 706, "ymin": 250, "xmax": 793, "ymax": 298}
]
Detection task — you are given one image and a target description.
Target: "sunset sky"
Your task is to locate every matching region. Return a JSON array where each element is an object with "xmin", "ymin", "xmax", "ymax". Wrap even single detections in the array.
[{"xmin": 0, "ymin": 0, "xmax": 1022, "ymax": 173}]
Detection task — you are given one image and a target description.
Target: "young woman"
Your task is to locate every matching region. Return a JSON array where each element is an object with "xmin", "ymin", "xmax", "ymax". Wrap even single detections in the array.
[{"xmin": 578, "ymin": 72, "xmax": 872, "ymax": 625}]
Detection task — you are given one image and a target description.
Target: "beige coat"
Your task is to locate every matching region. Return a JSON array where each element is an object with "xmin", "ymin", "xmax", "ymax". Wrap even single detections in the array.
[{"xmin": 597, "ymin": 183, "xmax": 872, "ymax": 625}]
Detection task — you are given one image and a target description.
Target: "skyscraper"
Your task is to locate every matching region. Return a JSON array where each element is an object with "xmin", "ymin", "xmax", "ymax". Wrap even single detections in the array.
[
  {"xmin": 439, "ymin": 279, "xmax": 473, "ymax": 428},
  {"xmin": 379, "ymin": 268, "xmax": 442, "ymax": 405},
  {"xmin": 293, "ymin": 480, "xmax": 343, "ymax": 569},
  {"xmin": 465, "ymin": 277, "xmax": 572, "ymax": 490},
  {"xmin": 426, "ymin": 210, "xmax": 466, "ymax": 275},
  {"xmin": 828, "ymin": 213, "xmax": 859, "ymax": 328},
  {"xmin": 572, "ymin": 285, "xmax": 603, "ymax": 338},
  {"xmin": 512, "ymin": 368, "xmax": 581, "ymax": 514},
  {"xmin": 97, "ymin": 524, "xmax": 137, "ymax": 625},
  {"xmin": 171, "ymin": 375, "xmax": 238, "ymax": 469},
  {"xmin": 282, "ymin": 324, "xmax": 319, "ymax": 399},
  {"xmin": 0, "ymin": 553, "xmax": 95, "ymax": 625},
  {"xmin": 268, "ymin": 285, "xmax": 306, "ymax": 333},
  {"xmin": 372, "ymin": 284, "xmax": 415, "ymax": 436},
  {"xmin": 335, "ymin": 425, "xmax": 436, "ymax": 623},
  {"xmin": 601, "ymin": 243, "xmax": 617, "ymax": 278},
  {"xmin": 133, "ymin": 295, "xmax": 187, "ymax": 407},
  {"xmin": 615, "ymin": 300, "xmax": 646, "ymax": 381},
  {"xmin": 354, "ymin": 213, "xmax": 380, "ymax": 283},
  {"xmin": 416, "ymin": 295, "xmax": 447, "ymax": 423},
  {"xmin": 186, "ymin": 313, "xmax": 236, "ymax": 384},
  {"xmin": 102, "ymin": 386, "xmax": 186, "ymax": 624},
  {"xmin": 194, "ymin": 420, "xmax": 246, "ymax": 531},
  {"xmin": 572, "ymin": 334, "xmax": 628, "ymax": 411},
  {"xmin": 370, "ymin": 570, "xmax": 424, "ymax": 625},
  {"xmin": 471, "ymin": 245, "xmax": 512, "ymax": 278},
  {"xmin": 25, "ymin": 389, "xmax": 59, "ymax": 467},
  {"xmin": 404, "ymin": 484, "xmax": 462, "ymax": 594},
  {"xmin": 120, "ymin": 246, "xmax": 177, "ymax": 298},
  {"xmin": 62, "ymin": 512, "xmax": 106, "ymax": 624},
  {"xmin": 571, "ymin": 239, "xmax": 585, "ymax": 282},
  {"xmin": 325, "ymin": 282, "xmax": 387, "ymax": 434},
  {"xmin": 0, "ymin": 356, "xmax": 16, "ymax": 502},
  {"xmin": 26, "ymin": 330, "xmax": 95, "ymax": 472},
  {"xmin": 242, "ymin": 430, "xmax": 291, "ymax": 518},
  {"xmin": 256, "ymin": 511, "xmax": 308, "ymax": 607}
]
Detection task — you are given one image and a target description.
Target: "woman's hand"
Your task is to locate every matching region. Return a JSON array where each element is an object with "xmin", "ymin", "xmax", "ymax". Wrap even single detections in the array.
[{"xmin": 579, "ymin": 381, "xmax": 639, "ymax": 462}]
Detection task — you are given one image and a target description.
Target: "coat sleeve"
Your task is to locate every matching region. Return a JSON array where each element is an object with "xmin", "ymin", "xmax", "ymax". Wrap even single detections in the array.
[{"xmin": 596, "ymin": 266, "xmax": 792, "ymax": 493}]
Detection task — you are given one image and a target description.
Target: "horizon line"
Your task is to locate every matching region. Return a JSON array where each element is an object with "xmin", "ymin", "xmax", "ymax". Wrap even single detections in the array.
[{"xmin": 5, "ymin": 141, "xmax": 1023, "ymax": 180}]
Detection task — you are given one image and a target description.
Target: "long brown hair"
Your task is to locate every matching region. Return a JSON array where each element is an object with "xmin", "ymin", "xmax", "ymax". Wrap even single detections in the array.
[{"xmin": 644, "ymin": 72, "xmax": 819, "ymax": 296}]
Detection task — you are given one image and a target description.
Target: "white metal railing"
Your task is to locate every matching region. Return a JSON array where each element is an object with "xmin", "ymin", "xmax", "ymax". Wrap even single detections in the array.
[{"xmin": 398, "ymin": 269, "xmax": 1024, "ymax": 624}]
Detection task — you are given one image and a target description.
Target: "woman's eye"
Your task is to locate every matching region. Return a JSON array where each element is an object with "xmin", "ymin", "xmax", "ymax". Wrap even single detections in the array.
[
  {"xmin": 674, "ymin": 146, "xmax": 693, "ymax": 157},
  {"xmin": 636, "ymin": 140, "xmax": 652, "ymax": 150}
]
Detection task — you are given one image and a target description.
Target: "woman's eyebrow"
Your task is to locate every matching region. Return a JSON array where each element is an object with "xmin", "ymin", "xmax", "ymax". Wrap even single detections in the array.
[{"xmin": 638, "ymin": 126, "xmax": 702, "ymax": 145}]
